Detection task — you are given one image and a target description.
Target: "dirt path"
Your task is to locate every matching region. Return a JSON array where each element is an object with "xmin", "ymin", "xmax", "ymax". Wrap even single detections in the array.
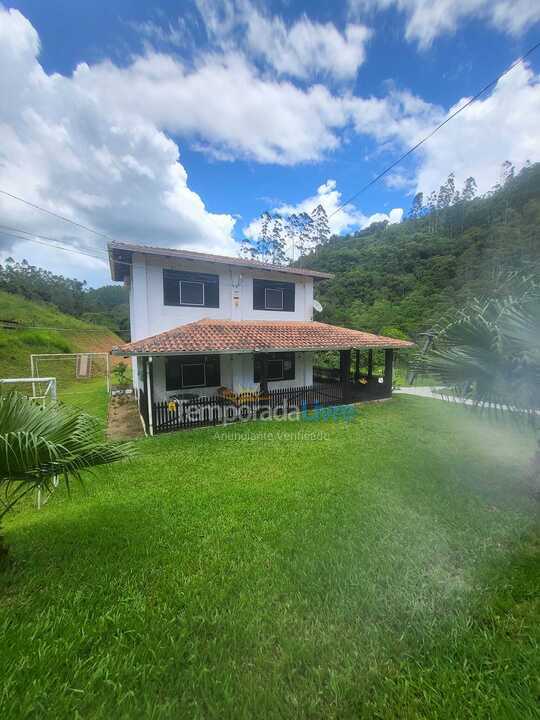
[{"xmin": 107, "ymin": 396, "xmax": 145, "ymax": 440}]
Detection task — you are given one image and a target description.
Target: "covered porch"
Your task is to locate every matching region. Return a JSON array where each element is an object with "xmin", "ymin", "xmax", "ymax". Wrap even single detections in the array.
[{"xmin": 111, "ymin": 319, "xmax": 413, "ymax": 435}]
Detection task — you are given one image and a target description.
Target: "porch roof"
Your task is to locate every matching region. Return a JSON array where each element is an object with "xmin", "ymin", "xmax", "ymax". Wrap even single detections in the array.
[{"xmin": 112, "ymin": 319, "xmax": 414, "ymax": 356}]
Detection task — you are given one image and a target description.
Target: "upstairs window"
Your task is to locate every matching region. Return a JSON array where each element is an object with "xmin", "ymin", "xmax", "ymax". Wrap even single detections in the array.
[
  {"xmin": 179, "ymin": 280, "xmax": 204, "ymax": 306},
  {"xmin": 254, "ymin": 352, "xmax": 295, "ymax": 382},
  {"xmin": 163, "ymin": 269, "xmax": 219, "ymax": 308},
  {"xmin": 166, "ymin": 355, "xmax": 221, "ymax": 390},
  {"xmin": 265, "ymin": 287, "xmax": 283, "ymax": 310},
  {"xmin": 253, "ymin": 278, "xmax": 295, "ymax": 312}
]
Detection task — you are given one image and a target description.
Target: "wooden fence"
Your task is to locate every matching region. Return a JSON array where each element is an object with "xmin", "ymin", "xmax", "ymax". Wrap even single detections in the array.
[{"xmin": 151, "ymin": 383, "xmax": 347, "ymax": 434}]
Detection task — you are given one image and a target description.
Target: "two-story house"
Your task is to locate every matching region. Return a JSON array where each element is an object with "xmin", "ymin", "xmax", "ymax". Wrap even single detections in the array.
[{"xmin": 109, "ymin": 240, "xmax": 413, "ymax": 433}]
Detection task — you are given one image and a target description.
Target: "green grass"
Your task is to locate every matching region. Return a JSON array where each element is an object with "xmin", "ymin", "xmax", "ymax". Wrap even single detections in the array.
[
  {"xmin": 0, "ymin": 290, "xmax": 122, "ymax": 378},
  {"xmin": 1, "ymin": 397, "xmax": 538, "ymax": 719},
  {"xmin": 57, "ymin": 377, "xmax": 110, "ymax": 422}
]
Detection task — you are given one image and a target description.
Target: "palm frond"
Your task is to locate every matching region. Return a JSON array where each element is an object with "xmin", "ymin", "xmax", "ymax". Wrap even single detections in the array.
[
  {"xmin": 413, "ymin": 280, "xmax": 540, "ymax": 427},
  {"xmin": 0, "ymin": 392, "xmax": 135, "ymax": 523}
]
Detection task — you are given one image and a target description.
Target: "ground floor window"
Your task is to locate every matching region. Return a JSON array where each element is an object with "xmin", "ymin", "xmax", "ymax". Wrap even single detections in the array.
[
  {"xmin": 165, "ymin": 355, "xmax": 221, "ymax": 390},
  {"xmin": 254, "ymin": 352, "xmax": 295, "ymax": 382}
]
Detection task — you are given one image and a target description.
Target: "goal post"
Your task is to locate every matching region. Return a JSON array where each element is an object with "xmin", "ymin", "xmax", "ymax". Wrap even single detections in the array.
[{"xmin": 30, "ymin": 352, "xmax": 111, "ymax": 397}]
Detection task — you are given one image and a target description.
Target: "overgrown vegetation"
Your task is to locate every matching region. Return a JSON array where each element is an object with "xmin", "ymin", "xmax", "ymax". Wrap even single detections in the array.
[
  {"xmin": 0, "ymin": 259, "xmax": 129, "ymax": 337},
  {"xmin": 1, "ymin": 398, "xmax": 538, "ymax": 718},
  {"xmin": 0, "ymin": 290, "xmax": 122, "ymax": 379},
  {"xmin": 306, "ymin": 162, "xmax": 540, "ymax": 337},
  {"xmin": 415, "ymin": 276, "xmax": 540, "ymax": 417}
]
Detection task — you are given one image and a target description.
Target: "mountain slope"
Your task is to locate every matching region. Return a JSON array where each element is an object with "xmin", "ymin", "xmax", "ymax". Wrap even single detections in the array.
[
  {"xmin": 0, "ymin": 290, "xmax": 122, "ymax": 378},
  {"xmin": 306, "ymin": 163, "xmax": 540, "ymax": 337}
]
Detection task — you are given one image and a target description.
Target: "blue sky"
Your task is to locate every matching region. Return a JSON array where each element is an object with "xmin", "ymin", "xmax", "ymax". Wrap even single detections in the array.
[{"xmin": 1, "ymin": 0, "xmax": 539, "ymax": 285}]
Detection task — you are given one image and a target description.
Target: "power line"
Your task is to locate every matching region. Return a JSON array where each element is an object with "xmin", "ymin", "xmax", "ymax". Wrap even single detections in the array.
[
  {"xmin": 0, "ymin": 228, "xmax": 133, "ymax": 267},
  {"xmin": 0, "ymin": 189, "xmax": 115, "ymax": 242},
  {"xmin": 2, "ymin": 39, "xmax": 540, "ymax": 263},
  {"xmin": 0, "ymin": 224, "xmax": 109, "ymax": 257},
  {"xmin": 327, "ymin": 39, "xmax": 540, "ymax": 219}
]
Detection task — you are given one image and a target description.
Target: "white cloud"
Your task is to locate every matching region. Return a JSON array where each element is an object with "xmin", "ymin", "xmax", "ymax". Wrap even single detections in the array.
[
  {"xmin": 2, "ymin": 3, "xmax": 540, "ymax": 289},
  {"xmin": 0, "ymin": 6, "xmax": 238, "ymax": 280},
  {"xmin": 196, "ymin": 0, "xmax": 372, "ymax": 81},
  {"xmin": 349, "ymin": 88, "xmax": 444, "ymax": 146},
  {"xmin": 411, "ymin": 63, "xmax": 540, "ymax": 195},
  {"xmin": 347, "ymin": 61, "xmax": 540, "ymax": 197},
  {"xmin": 243, "ymin": 179, "xmax": 403, "ymax": 254},
  {"xmin": 350, "ymin": 0, "xmax": 540, "ymax": 48},
  {"xmin": 77, "ymin": 51, "xmax": 352, "ymax": 165}
]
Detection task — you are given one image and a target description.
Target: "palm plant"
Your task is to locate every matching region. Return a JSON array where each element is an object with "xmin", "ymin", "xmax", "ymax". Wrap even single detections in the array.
[
  {"xmin": 0, "ymin": 392, "xmax": 134, "ymax": 559},
  {"xmin": 413, "ymin": 278, "xmax": 539, "ymax": 474}
]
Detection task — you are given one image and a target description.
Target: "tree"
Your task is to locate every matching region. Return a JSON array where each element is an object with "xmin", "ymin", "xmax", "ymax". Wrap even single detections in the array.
[
  {"xmin": 462, "ymin": 177, "xmax": 477, "ymax": 202},
  {"xmin": 0, "ymin": 393, "xmax": 135, "ymax": 560},
  {"xmin": 311, "ymin": 204, "xmax": 331, "ymax": 246},
  {"xmin": 408, "ymin": 192, "xmax": 424, "ymax": 219},
  {"xmin": 427, "ymin": 190, "xmax": 438, "ymax": 231},
  {"xmin": 437, "ymin": 173, "xmax": 456, "ymax": 211},
  {"xmin": 285, "ymin": 213, "xmax": 298, "ymax": 261},
  {"xmin": 297, "ymin": 211, "xmax": 315, "ymax": 257},
  {"xmin": 502, "ymin": 160, "xmax": 515, "ymax": 185},
  {"xmin": 269, "ymin": 214, "xmax": 288, "ymax": 265}
]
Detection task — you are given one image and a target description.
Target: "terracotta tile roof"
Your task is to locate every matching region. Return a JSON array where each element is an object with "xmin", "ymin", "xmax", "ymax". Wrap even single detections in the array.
[
  {"xmin": 112, "ymin": 319, "xmax": 414, "ymax": 355},
  {"xmin": 108, "ymin": 240, "xmax": 334, "ymax": 281}
]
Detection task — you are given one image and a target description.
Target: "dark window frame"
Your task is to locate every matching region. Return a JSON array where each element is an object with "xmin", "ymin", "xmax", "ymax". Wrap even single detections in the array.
[
  {"xmin": 180, "ymin": 362, "xmax": 206, "ymax": 388},
  {"xmin": 253, "ymin": 278, "xmax": 295, "ymax": 312},
  {"xmin": 267, "ymin": 358, "xmax": 284, "ymax": 380},
  {"xmin": 166, "ymin": 355, "xmax": 221, "ymax": 391},
  {"xmin": 163, "ymin": 269, "xmax": 219, "ymax": 308},
  {"xmin": 254, "ymin": 352, "xmax": 295, "ymax": 383},
  {"xmin": 264, "ymin": 287, "xmax": 284, "ymax": 310}
]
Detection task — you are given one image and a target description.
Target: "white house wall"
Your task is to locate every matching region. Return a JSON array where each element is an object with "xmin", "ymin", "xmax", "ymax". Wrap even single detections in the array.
[
  {"xmin": 150, "ymin": 351, "xmax": 314, "ymax": 402},
  {"xmin": 129, "ymin": 253, "xmax": 314, "ymax": 341}
]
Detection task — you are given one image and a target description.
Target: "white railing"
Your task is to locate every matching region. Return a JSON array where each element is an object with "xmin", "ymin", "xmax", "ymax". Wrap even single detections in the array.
[{"xmin": 0, "ymin": 376, "xmax": 57, "ymax": 403}]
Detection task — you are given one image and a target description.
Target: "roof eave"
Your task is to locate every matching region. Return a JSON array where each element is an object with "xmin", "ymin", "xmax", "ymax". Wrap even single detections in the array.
[
  {"xmin": 112, "ymin": 343, "xmax": 413, "ymax": 357},
  {"xmin": 107, "ymin": 240, "xmax": 334, "ymax": 280}
]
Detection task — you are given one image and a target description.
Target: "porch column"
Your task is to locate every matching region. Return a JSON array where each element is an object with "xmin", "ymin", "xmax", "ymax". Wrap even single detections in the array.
[
  {"xmin": 367, "ymin": 349, "xmax": 373, "ymax": 378},
  {"xmin": 339, "ymin": 349, "xmax": 351, "ymax": 382},
  {"xmin": 383, "ymin": 349, "xmax": 394, "ymax": 394},
  {"xmin": 259, "ymin": 353, "xmax": 269, "ymax": 394},
  {"xmin": 354, "ymin": 349, "xmax": 360, "ymax": 382},
  {"xmin": 145, "ymin": 356, "xmax": 154, "ymax": 436}
]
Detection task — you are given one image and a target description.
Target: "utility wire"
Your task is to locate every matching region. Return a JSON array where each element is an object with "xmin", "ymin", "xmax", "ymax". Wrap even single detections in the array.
[
  {"xmin": 0, "ymin": 224, "xmax": 109, "ymax": 257},
  {"xmin": 327, "ymin": 39, "xmax": 540, "ymax": 219},
  {"xmin": 0, "ymin": 228, "xmax": 133, "ymax": 267},
  {"xmin": 0, "ymin": 189, "xmax": 115, "ymax": 242},
  {"xmin": 2, "ymin": 39, "xmax": 540, "ymax": 260}
]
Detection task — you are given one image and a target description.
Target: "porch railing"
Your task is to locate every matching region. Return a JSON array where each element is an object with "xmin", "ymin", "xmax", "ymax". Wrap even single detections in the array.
[{"xmin": 150, "ymin": 377, "xmax": 391, "ymax": 434}]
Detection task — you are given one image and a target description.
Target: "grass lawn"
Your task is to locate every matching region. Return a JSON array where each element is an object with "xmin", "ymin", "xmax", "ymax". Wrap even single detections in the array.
[
  {"xmin": 57, "ymin": 377, "xmax": 110, "ymax": 422},
  {"xmin": 1, "ymin": 397, "xmax": 538, "ymax": 719}
]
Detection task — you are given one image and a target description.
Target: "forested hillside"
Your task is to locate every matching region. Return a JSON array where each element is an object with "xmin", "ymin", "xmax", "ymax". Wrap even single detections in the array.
[
  {"xmin": 0, "ymin": 290, "xmax": 122, "ymax": 378},
  {"xmin": 0, "ymin": 260, "xmax": 129, "ymax": 338},
  {"xmin": 1, "ymin": 162, "xmax": 538, "ymax": 347},
  {"xmin": 306, "ymin": 162, "xmax": 540, "ymax": 337}
]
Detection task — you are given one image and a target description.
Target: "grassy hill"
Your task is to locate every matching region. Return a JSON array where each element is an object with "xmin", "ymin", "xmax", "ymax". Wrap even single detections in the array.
[{"xmin": 0, "ymin": 290, "xmax": 123, "ymax": 379}]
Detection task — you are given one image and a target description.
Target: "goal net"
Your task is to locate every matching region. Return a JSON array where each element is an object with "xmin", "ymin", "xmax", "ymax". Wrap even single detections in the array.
[{"xmin": 30, "ymin": 352, "xmax": 111, "ymax": 403}]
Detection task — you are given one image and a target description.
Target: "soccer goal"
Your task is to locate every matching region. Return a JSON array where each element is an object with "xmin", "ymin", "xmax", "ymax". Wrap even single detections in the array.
[{"xmin": 30, "ymin": 352, "xmax": 111, "ymax": 402}]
